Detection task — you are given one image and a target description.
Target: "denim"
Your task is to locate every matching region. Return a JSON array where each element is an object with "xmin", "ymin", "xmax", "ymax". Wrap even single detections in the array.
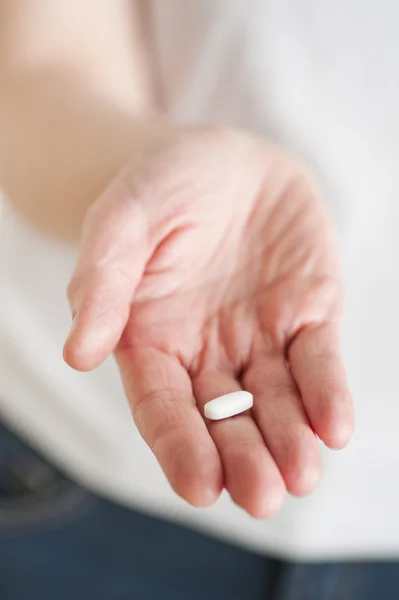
[{"xmin": 0, "ymin": 421, "xmax": 397, "ymax": 600}]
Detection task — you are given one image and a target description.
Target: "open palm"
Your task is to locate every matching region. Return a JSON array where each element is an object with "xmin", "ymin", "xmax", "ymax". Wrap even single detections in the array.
[{"xmin": 64, "ymin": 128, "xmax": 354, "ymax": 517}]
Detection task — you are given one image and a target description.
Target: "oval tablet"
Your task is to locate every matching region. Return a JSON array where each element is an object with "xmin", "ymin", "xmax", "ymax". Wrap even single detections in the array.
[{"xmin": 204, "ymin": 391, "xmax": 253, "ymax": 420}]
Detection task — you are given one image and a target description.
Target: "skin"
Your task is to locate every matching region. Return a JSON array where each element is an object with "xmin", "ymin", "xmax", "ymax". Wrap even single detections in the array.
[
  {"xmin": 0, "ymin": 0, "xmax": 154, "ymax": 239},
  {"xmin": 64, "ymin": 127, "xmax": 354, "ymax": 517},
  {"xmin": 1, "ymin": 1, "xmax": 354, "ymax": 517}
]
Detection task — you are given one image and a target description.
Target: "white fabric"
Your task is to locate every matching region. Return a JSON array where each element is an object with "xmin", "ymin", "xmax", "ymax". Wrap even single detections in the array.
[{"xmin": 1, "ymin": 0, "xmax": 399, "ymax": 559}]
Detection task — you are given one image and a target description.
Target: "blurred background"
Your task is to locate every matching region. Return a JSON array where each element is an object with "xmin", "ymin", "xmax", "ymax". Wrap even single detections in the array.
[{"xmin": 1, "ymin": 2, "xmax": 399, "ymax": 599}]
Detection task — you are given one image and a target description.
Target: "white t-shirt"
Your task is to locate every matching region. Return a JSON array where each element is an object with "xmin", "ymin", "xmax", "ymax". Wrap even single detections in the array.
[{"xmin": 1, "ymin": 0, "xmax": 399, "ymax": 559}]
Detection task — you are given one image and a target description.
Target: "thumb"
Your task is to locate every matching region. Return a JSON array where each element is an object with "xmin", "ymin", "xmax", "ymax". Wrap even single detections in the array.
[{"xmin": 63, "ymin": 178, "xmax": 150, "ymax": 371}]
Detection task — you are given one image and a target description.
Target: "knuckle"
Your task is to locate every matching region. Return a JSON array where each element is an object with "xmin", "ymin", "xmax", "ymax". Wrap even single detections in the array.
[
  {"xmin": 150, "ymin": 421, "xmax": 192, "ymax": 457},
  {"xmin": 92, "ymin": 304, "xmax": 125, "ymax": 327},
  {"xmin": 223, "ymin": 438, "xmax": 263, "ymax": 458},
  {"xmin": 112, "ymin": 264, "xmax": 133, "ymax": 288},
  {"xmin": 272, "ymin": 380, "xmax": 299, "ymax": 402},
  {"xmin": 132, "ymin": 389, "xmax": 192, "ymax": 451},
  {"xmin": 272, "ymin": 403, "xmax": 298, "ymax": 425}
]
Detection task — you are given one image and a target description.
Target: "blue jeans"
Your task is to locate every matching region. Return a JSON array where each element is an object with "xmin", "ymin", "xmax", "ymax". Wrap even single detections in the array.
[{"xmin": 0, "ymin": 421, "xmax": 397, "ymax": 600}]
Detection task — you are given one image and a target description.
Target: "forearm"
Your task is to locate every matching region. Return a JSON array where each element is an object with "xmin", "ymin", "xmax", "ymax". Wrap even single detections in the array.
[
  {"xmin": 0, "ymin": 0, "xmax": 156, "ymax": 240},
  {"xmin": 0, "ymin": 69, "xmax": 158, "ymax": 240}
]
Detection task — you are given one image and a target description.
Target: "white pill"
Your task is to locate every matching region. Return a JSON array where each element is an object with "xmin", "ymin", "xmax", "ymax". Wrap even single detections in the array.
[{"xmin": 204, "ymin": 391, "xmax": 253, "ymax": 420}]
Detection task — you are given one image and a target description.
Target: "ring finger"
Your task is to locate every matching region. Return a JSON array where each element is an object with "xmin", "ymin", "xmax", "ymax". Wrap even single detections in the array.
[{"xmin": 243, "ymin": 352, "xmax": 322, "ymax": 496}]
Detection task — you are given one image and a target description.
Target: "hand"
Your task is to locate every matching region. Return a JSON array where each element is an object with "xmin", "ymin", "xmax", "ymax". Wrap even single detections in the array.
[{"xmin": 64, "ymin": 126, "xmax": 354, "ymax": 517}]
